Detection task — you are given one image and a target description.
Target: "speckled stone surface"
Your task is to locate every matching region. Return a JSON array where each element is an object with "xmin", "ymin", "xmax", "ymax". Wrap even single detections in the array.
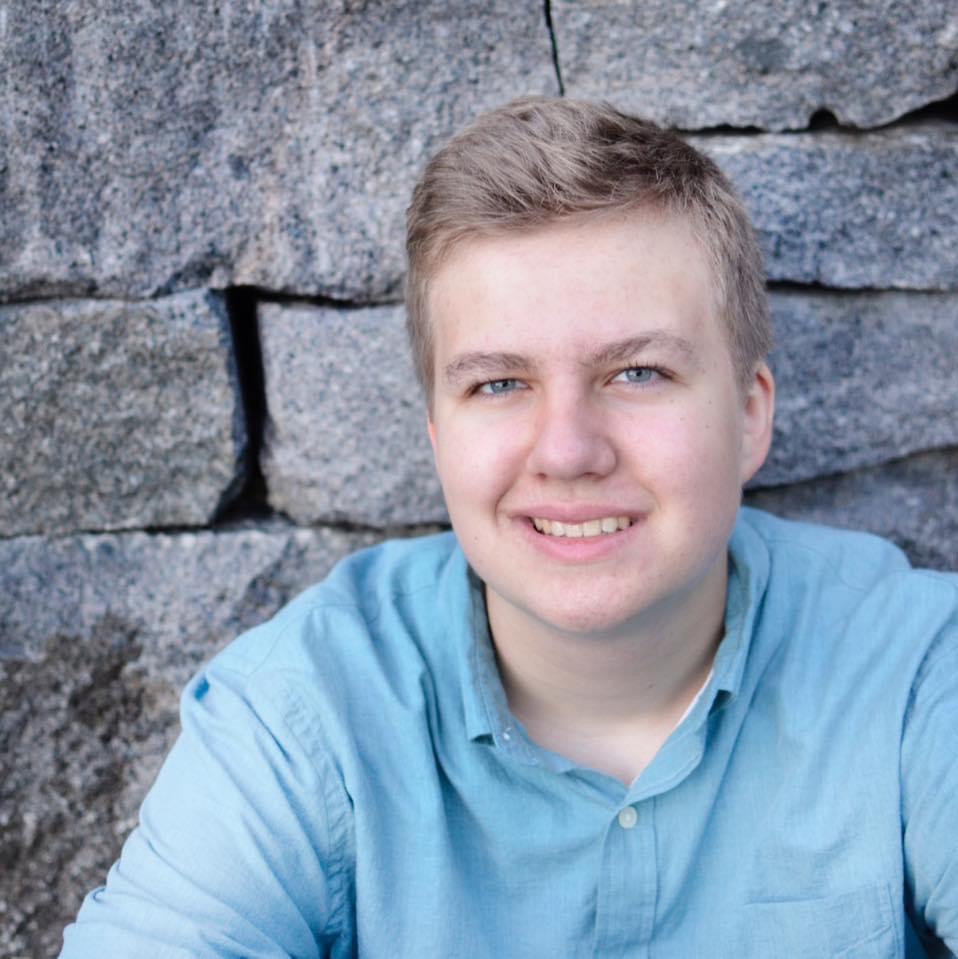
[
  {"xmin": 0, "ymin": 290, "xmax": 246, "ymax": 537},
  {"xmin": 0, "ymin": 522, "xmax": 396, "ymax": 959},
  {"xmin": 554, "ymin": 0, "xmax": 958, "ymax": 131},
  {"xmin": 697, "ymin": 125, "xmax": 958, "ymax": 290},
  {"xmin": 756, "ymin": 290, "xmax": 958, "ymax": 487},
  {"xmin": 0, "ymin": 0, "xmax": 557, "ymax": 304},
  {"xmin": 259, "ymin": 301, "xmax": 446, "ymax": 526},
  {"xmin": 747, "ymin": 447, "xmax": 958, "ymax": 572}
]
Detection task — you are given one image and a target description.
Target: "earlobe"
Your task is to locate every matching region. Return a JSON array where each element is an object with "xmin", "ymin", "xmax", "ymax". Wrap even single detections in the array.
[
  {"xmin": 740, "ymin": 362, "xmax": 775, "ymax": 484},
  {"xmin": 427, "ymin": 415, "xmax": 438, "ymax": 456}
]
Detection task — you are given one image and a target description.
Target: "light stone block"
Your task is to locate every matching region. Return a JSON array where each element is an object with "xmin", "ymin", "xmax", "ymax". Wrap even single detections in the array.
[
  {"xmin": 0, "ymin": 1, "xmax": 557, "ymax": 304},
  {"xmin": 0, "ymin": 290, "xmax": 246, "ymax": 537},
  {"xmin": 756, "ymin": 290, "xmax": 958, "ymax": 487},
  {"xmin": 259, "ymin": 301, "xmax": 446, "ymax": 526},
  {"xmin": 747, "ymin": 447, "xmax": 958, "ymax": 572},
  {"xmin": 256, "ymin": 292, "xmax": 958, "ymax": 526},
  {"xmin": 698, "ymin": 125, "xmax": 958, "ymax": 290},
  {"xmin": 554, "ymin": 0, "xmax": 958, "ymax": 131}
]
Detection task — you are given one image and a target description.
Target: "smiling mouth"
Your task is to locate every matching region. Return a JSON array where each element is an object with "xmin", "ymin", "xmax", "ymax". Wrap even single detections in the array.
[{"xmin": 531, "ymin": 516, "xmax": 633, "ymax": 538}]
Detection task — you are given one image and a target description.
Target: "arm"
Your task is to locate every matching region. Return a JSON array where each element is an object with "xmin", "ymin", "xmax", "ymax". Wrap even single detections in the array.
[
  {"xmin": 59, "ymin": 657, "xmax": 354, "ymax": 958},
  {"xmin": 901, "ymin": 581, "xmax": 958, "ymax": 957}
]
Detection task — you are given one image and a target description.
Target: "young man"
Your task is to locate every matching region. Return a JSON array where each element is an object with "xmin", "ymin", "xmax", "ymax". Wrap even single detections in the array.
[{"xmin": 62, "ymin": 98, "xmax": 957, "ymax": 957}]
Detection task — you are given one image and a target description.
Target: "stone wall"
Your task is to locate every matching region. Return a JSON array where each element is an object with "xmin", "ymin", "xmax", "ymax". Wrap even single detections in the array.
[{"xmin": 1, "ymin": 3, "xmax": 955, "ymax": 955}]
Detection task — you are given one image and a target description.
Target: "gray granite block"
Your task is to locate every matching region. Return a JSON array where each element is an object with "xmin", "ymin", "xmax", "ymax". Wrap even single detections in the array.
[
  {"xmin": 697, "ymin": 125, "xmax": 958, "ymax": 290},
  {"xmin": 747, "ymin": 447, "xmax": 958, "ymax": 572},
  {"xmin": 0, "ymin": 1, "xmax": 557, "ymax": 304},
  {"xmin": 0, "ymin": 522, "xmax": 395, "ymax": 958},
  {"xmin": 255, "ymin": 292, "xmax": 958, "ymax": 528},
  {"xmin": 260, "ymin": 301, "xmax": 446, "ymax": 526},
  {"xmin": 0, "ymin": 290, "xmax": 246, "ymax": 537},
  {"xmin": 554, "ymin": 0, "xmax": 958, "ymax": 131},
  {"xmin": 756, "ymin": 290, "xmax": 958, "ymax": 487}
]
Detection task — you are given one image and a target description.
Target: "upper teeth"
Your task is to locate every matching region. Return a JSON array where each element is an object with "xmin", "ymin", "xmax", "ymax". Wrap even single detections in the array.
[{"xmin": 532, "ymin": 516, "xmax": 632, "ymax": 538}]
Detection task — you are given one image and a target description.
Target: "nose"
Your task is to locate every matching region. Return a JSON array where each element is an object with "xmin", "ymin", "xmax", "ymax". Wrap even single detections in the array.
[{"xmin": 525, "ymin": 389, "xmax": 617, "ymax": 480}]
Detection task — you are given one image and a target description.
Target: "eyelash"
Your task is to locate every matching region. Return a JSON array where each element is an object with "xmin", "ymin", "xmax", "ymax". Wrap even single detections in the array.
[
  {"xmin": 473, "ymin": 378, "xmax": 524, "ymax": 396},
  {"xmin": 611, "ymin": 365, "xmax": 672, "ymax": 385}
]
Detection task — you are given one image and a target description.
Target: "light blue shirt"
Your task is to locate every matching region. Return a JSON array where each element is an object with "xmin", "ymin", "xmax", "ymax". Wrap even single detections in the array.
[{"xmin": 60, "ymin": 508, "xmax": 958, "ymax": 958}]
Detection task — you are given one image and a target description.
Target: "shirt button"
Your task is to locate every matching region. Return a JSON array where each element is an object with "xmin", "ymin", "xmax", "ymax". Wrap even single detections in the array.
[{"xmin": 617, "ymin": 806, "xmax": 638, "ymax": 830}]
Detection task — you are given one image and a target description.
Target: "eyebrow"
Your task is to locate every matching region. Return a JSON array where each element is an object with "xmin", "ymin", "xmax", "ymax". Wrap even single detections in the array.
[
  {"xmin": 443, "ymin": 351, "xmax": 534, "ymax": 387},
  {"xmin": 443, "ymin": 331, "xmax": 699, "ymax": 387},
  {"xmin": 584, "ymin": 332, "xmax": 699, "ymax": 368}
]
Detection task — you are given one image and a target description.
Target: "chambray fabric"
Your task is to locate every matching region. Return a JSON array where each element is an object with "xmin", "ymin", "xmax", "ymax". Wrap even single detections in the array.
[{"xmin": 60, "ymin": 508, "xmax": 958, "ymax": 958}]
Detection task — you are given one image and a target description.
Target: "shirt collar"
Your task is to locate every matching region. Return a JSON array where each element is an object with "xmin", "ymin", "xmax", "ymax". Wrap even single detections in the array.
[
  {"xmin": 443, "ymin": 557, "xmax": 547, "ymax": 766},
  {"xmin": 711, "ymin": 508, "xmax": 772, "ymax": 703},
  {"xmin": 440, "ymin": 548, "xmax": 500, "ymax": 744}
]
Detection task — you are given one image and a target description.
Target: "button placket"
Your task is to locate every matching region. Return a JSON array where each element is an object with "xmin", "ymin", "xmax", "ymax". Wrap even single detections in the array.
[{"xmin": 594, "ymin": 799, "xmax": 656, "ymax": 955}]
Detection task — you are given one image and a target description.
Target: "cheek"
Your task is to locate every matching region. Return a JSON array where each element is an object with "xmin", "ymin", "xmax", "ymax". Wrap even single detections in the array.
[
  {"xmin": 434, "ymin": 418, "xmax": 521, "ymax": 501},
  {"xmin": 641, "ymin": 407, "xmax": 743, "ymax": 494}
]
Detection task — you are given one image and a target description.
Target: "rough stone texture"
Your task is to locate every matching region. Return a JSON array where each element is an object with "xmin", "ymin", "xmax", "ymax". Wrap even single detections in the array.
[
  {"xmin": 746, "ymin": 447, "xmax": 958, "ymax": 572},
  {"xmin": 0, "ymin": 290, "xmax": 246, "ymax": 538},
  {"xmin": 4, "ymin": 3, "xmax": 953, "ymax": 302},
  {"xmin": 0, "ymin": 1, "xmax": 557, "ymax": 304},
  {"xmin": 0, "ymin": 522, "xmax": 397, "ymax": 959},
  {"xmin": 554, "ymin": 0, "xmax": 958, "ymax": 131},
  {"xmin": 260, "ymin": 301, "xmax": 447, "ymax": 525},
  {"xmin": 755, "ymin": 290, "xmax": 958, "ymax": 487},
  {"xmin": 696, "ymin": 125, "xmax": 958, "ymax": 290},
  {"xmin": 256, "ymin": 292, "xmax": 958, "ymax": 527}
]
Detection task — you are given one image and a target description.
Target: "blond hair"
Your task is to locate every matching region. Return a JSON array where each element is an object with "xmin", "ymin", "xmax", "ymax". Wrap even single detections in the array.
[{"xmin": 406, "ymin": 97, "xmax": 771, "ymax": 400}]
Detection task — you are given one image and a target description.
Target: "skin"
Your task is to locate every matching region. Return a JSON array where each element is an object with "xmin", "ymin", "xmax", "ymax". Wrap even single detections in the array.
[{"xmin": 426, "ymin": 211, "xmax": 775, "ymax": 784}]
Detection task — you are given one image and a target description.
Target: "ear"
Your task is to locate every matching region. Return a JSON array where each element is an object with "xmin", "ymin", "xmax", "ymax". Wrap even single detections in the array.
[{"xmin": 739, "ymin": 361, "xmax": 775, "ymax": 484}]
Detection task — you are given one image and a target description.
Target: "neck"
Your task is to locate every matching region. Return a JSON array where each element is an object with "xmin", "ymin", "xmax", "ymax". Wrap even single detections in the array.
[{"xmin": 487, "ymin": 558, "xmax": 727, "ymax": 782}]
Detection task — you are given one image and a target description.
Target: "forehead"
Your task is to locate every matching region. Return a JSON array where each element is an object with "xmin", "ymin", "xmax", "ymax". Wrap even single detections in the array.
[{"xmin": 427, "ymin": 212, "xmax": 722, "ymax": 364}]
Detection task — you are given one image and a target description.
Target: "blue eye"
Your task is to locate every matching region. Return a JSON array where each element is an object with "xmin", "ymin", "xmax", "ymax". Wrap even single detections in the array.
[
  {"xmin": 614, "ymin": 367, "xmax": 660, "ymax": 384},
  {"xmin": 478, "ymin": 378, "xmax": 521, "ymax": 395}
]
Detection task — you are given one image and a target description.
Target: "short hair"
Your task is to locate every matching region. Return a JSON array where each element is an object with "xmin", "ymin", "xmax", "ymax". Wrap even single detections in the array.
[{"xmin": 405, "ymin": 96, "xmax": 771, "ymax": 401}]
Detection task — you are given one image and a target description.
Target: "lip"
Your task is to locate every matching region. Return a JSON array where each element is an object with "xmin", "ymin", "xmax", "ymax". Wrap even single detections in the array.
[
  {"xmin": 511, "ymin": 510, "xmax": 645, "ymax": 563},
  {"xmin": 511, "ymin": 505, "xmax": 643, "ymax": 524}
]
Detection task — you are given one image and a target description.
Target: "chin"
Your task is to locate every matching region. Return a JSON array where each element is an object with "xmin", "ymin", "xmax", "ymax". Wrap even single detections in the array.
[{"xmin": 528, "ymin": 596, "xmax": 648, "ymax": 639}]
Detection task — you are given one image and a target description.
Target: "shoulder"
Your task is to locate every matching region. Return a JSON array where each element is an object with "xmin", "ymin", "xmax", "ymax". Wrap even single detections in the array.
[
  {"xmin": 738, "ymin": 505, "xmax": 957, "ymax": 605},
  {"xmin": 736, "ymin": 507, "xmax": 958, "ymax": 681},
  {"xmin": 176, "ymin": 529, "xmax": 471, "ymax": 786},
  {"xmin": 738, "ymin": 506, "xmax": 910, "ymax": 582},
  {"xmin": 213, "ymin": 530, "xmax": 463, "ymax": 674},
  {"xmin": 189, "ymin": 531, "xmax": 470, "ymax": 742}
]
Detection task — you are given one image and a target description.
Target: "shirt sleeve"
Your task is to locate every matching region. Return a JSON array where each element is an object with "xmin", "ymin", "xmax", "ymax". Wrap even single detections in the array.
[
  {"xmin": 59, "ymin": 653, "xmax": 354, "ymax": 958},
  {"xmin": 901, "ymin": 580, "xmax": 958, "ymax": 957}
]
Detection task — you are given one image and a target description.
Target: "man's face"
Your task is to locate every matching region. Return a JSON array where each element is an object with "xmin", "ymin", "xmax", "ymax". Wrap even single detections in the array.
[{"xmin": 427, "ymin": 212, "xmax": 773, "ymax": 639}]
